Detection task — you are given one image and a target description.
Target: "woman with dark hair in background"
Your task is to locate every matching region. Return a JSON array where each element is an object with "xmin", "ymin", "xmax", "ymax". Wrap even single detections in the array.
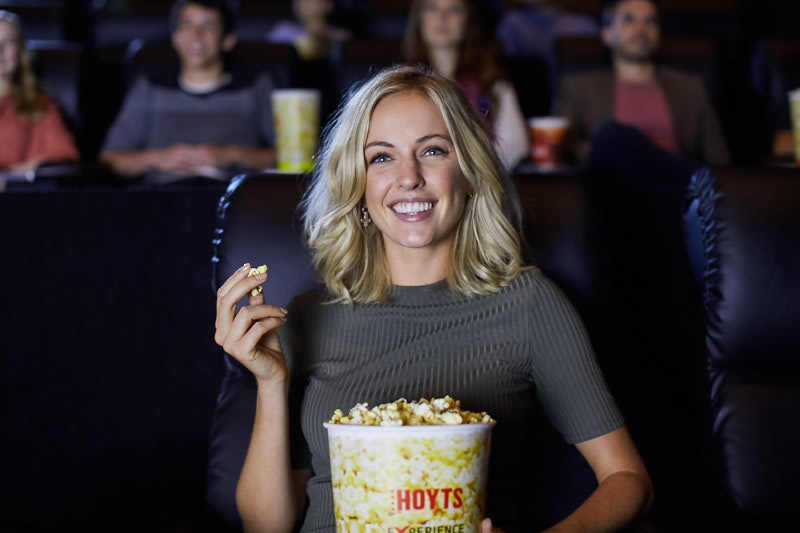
[
  {"xmin": 404, "ymin": 0, "xmax": 529, "ymax": 171},
  {"xmin": 0, "ymin": 10, "xmax": 78, "ymax": 185}
]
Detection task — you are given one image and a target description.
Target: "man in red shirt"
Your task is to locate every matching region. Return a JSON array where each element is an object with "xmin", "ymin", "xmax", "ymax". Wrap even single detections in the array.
[{"xmin": 553, "ymin": 0, "xmax": 730, "ymax": 165}]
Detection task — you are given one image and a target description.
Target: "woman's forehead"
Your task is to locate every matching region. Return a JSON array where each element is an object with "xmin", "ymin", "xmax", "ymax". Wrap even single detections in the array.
[{"xmin": 366, "ymin": 92, "xmax": 451, "ymax": 146}]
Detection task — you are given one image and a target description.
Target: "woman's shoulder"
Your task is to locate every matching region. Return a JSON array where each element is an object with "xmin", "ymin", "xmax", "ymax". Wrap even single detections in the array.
[
  {"xmin": 504, "ymin": 267, "xmax": 573, "ymax": 308},
  {"xmin": 508, "ymin": 266, "xmax": 549, "ymax": 290}
]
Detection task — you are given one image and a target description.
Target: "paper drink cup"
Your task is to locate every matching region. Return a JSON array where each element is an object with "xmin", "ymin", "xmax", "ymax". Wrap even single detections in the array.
[
  {"xmin": 789, "ymin": 89, "xmax": 800, "ymax": 166},
  {"xmin": 529, "ymin": 116, "xmax": 570, "ymax": 168},
  {"xmin": 272, "ymin": 89, "xmax": 321, "ymax": 172},
  {"xmin": 324, "ymin": 423, "xmax": 494, "ymax": 533}
]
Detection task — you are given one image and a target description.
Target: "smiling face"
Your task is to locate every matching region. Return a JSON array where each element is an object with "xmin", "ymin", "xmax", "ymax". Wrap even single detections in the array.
[
  {"xmin": 0, "ymin": 20, "xmax": 21, "ymax": 82},
  {"xmin": 602, "ymin": 0, "xmax": 660, "ymax": 63},
  {"xmin": 171, "ymin": 3, "xmax": 235, "ymax": 72},
  {"xmin": 363, "ymin": 90, "xmax": 470, "ymax": 275},
  {"xmin": 420, "ymin": 0, "xmax": 468, "ymax": 51}
]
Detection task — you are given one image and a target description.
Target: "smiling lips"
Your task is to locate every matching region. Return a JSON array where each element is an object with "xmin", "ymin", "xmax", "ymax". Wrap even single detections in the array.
[{"xmin": 391, "ymin": 200, "xmax": 435, "ymax": 220}]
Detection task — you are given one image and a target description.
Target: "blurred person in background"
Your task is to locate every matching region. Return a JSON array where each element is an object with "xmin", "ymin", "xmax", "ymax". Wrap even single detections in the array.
[
  {"xmin": 100, "ymin": 0, "xmax": 276, "ymax": 183},
  {"xmin": 553, "ymin": 0, "xmax": 730, "ymax": 165},
  {"xmin": 267, "ymin": 0, "xmax": 351, "ymax": 61},
  {"xmin": 404, "ymin": 0, "xmax": 530, "ymax": 171},
  {"xmin": 0, "ymin": 10, "xmax": 79, "ymax": 189}
]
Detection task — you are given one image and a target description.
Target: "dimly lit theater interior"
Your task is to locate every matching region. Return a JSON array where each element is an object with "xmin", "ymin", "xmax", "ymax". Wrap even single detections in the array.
[{"xmin": 2, "ymin": 0, "xmax": 799, "ymax": 532}]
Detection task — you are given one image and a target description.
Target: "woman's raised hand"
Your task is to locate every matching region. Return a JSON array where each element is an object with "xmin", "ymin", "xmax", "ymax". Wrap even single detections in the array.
[{"xmin": 214, "ymin": 263, "xmax": 289, "ymax": 385}]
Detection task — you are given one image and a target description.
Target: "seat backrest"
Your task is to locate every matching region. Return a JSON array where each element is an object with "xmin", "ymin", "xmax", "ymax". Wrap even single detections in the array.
[
  {"xmin": 211, "ymin": 172, "xmax": 320, "ymax": 305},
  {"xmin": 555, "ymin": 36, "xmax": 718, "ymax": 82},
  {"xmin": 27, "ymin": 40, "xmax": 83, "ymax": 135},
  {"xmin": 124, "ymin": 38, "xmax": 294, "ymax": 89},
  {"xmin": 684, "ymin": 166, "xmax": 800, "ymax": 517},
  {"xmin": 3, "ymin": 3, "xmax": 65, "ymax": 40},
  {"xmin": 333, "ymin": 37, "xmax": 404, "ymax": 96},
  {"xmin": 207, "ymin": 172, "xmax": 319, "ymax": 530},
  {"xmin": 764, "ymin": 39, "xmax": 800, "ymax": 97}
]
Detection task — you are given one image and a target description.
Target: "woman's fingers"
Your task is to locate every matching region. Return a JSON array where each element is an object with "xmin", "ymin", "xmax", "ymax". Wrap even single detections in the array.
[
  {"xmin": 215, "ymin": 263, "xmax": 251, "ymax": 321},
  {"xmin": 215, "ymin": 270, "xmax": 268, "ymax": 342},
  {"xmin": 216, "ymin": 263, "xmax": 252, "ymax": 308},
  {"xmin": 226, "ymin": 303, "xmax": 288, "ymax": 348},
  {"xmin": 248, "ymin": 290, "xmax": 264, "ymax": 307},
  {"xmin": 238, "ymin": 316, "xmax": 288, "ymax": 360}
]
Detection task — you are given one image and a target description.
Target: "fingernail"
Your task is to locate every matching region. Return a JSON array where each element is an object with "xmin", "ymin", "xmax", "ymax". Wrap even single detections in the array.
[
  {"xmin": 241, "ymin": 262, "xmax": 250, "ymax": 270},
  {"xmin": 256, "ymin": 273, "xmax": 267, "ymax": 280},
  {"xmin": 280, "ymin": 307, "xmax": 288, "ymax": 314}
]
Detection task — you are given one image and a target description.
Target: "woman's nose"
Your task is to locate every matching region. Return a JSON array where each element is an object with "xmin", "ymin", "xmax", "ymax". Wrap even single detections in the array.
[{"xmin": 396, "ymin": 157, "xmax": 424, "ymax": 190}]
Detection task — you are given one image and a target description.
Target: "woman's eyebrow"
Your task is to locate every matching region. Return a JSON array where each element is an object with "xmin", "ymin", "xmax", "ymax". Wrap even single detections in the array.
[
  {"xmin": 364, "ymin": 141, "xmax": 393, "ymax": 150},
  {"xmin": 416, "ymin": 134, "xmax": 452, "ymax": 144},
  {"xmin": 364, "ymin": 134, "xmax": 452, "ymax": 150}
]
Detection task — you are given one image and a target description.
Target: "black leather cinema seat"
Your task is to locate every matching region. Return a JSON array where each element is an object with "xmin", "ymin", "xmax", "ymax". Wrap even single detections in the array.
[
  {"xmin": 27, "ymin": 40, "xmax": 83, "ymax": 142},
  {"xmin": 206, "ymin": 173, "xmax": 320, "ymax": 531},
  {"xmin": 684, "ymin": 167, "xmax": 800, "ymax": 528}
]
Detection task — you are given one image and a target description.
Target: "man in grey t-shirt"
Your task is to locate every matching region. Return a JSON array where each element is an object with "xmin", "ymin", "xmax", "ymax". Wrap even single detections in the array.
[{"xmin": 100, "ymin": 0, "xmax": 276, "ymax": 182}]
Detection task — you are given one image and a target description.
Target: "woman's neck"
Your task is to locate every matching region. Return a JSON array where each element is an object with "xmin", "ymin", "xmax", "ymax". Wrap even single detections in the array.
[
  {"xmin": 428, "ymin": 47, "xmax": 459, "ymax": 80},
  {"xmin": 384, "ymin": 240, "xmax": 453, "ymax": 287}
]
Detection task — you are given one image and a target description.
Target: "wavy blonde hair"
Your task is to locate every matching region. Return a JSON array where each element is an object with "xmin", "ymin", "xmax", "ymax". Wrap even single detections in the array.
[
  {"xmin": 0, "ymin": 11, "xmax": 47, "ymax": 116},
  {"xmin": 301, "ymin": 65, "xmax": 526, "ymax": 304}
]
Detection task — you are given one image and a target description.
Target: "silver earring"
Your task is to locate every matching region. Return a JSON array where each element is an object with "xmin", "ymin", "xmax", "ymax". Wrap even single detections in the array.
[{"xmin": 360, "ymin": 206, "xmax": 372, "ymax": 228}]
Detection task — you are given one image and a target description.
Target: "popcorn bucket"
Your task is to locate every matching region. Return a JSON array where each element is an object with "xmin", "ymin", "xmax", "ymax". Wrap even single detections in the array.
[
  {"xmin": 324, "ymin": 423, "xmax": 494, "ymax": 533},
  {"xmin": 272, "ymin": 89, "xmax": 321, "ymax": 172}
]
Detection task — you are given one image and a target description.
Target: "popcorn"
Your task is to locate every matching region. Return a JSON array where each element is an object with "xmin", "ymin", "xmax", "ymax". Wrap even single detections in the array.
[
  {"xmin": 247, "ymin": 264, "xmax": 268, "ymax": 296},
  {"xmin": 328, "ymin": 396, "xmax": 495, "ymax": 426},
  {"xmin": 324, "ymin": 397, "xmax": 496, "ymax": 533}
]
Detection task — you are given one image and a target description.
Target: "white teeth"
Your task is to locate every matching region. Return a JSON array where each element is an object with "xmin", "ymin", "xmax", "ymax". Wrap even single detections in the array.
[{"xmin": 392, "ymin": 202, "xmax": 433, "ymax": 215}]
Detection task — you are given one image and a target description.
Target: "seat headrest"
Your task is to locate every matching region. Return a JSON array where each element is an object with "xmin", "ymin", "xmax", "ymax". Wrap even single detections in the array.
[{"xmin": 685, "ymin": 167, "xmax": 800, "ymax": 372}]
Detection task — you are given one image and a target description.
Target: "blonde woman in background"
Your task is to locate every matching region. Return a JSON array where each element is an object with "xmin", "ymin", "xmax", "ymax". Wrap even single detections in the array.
[
  {"xmin": 404, "ymin": 0, "xmax": 530, "ymax": 171},
  {"xmin": 213, "ymin": 66, "xmax": 652, "ymax": 533},
  {"xmin": 0, "ymin": 10, "xmax": 78, "ymax": 188}
]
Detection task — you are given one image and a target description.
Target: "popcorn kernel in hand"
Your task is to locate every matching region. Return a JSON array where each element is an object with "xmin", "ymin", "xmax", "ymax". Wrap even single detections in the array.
[{"xmin": 247, "ymin": 264, "xmax": 268, "ymax": 296}]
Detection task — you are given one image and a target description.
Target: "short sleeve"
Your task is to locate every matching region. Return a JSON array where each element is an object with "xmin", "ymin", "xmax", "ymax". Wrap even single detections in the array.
[
  {"xmin": 525, "ymin": 274, "xmax": 625, "ymax": 443},
  {"xmin": 276, "ymin": 302, "xmax": 312, "ymax": 470},
  {"xmin": 103, "ymin": 77, "xmax": 152, "ymax": 152},
  {"xmin": 30, "ymin": 98, "xmax": 79, "ymax": 163}
]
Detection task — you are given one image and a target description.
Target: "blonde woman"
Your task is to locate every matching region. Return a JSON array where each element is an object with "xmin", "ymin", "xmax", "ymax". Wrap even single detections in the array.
[
  {"xmin": 0, "ymin": 11, "xmax": 78, "ymax": 180},
  {"xmin": 213, "ymin": 66, "xmax": 652, "ymax": 533}
]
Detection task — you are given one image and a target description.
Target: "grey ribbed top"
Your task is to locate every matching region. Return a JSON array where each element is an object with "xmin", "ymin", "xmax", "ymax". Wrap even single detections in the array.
[{"xmin": 277, "ymin": 268, "xmax": 624, "ymax": 533}]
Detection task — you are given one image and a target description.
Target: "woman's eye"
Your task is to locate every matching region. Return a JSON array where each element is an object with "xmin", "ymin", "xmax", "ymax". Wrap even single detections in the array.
[
  {"xmin": 369, "ymin": 153, "xmax": 391, "ymax": 164},
  {"xmin": 423, "ymin": 146, "xmax": 447, "ymax": 157}
]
